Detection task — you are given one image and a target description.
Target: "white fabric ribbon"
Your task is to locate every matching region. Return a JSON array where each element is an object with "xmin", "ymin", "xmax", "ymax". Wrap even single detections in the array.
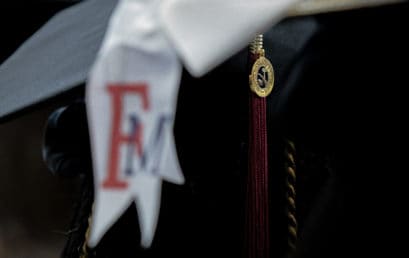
[
  {"xmin": 161, "ymin": 0, "xmax": 299, "ymax": 76},
  {"xmin": 86, "ymin": 0, "xmax": 183, "ymax": 248},
  {"xmin": 87, "ymin": 0, "xmax": 299, "ymax": 248}
]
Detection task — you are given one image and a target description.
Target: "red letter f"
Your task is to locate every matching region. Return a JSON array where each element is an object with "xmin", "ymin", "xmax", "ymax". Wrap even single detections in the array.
[{"xmin": 102, "ymin": 84, "xmax": 149, "ymax": 189}]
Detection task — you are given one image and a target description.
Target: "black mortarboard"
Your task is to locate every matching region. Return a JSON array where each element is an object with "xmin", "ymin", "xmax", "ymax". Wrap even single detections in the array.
[
  {"xmin": 0, "ymin": 0, "xmax": 117, "ymax": 122},
  {"xmin": 1, "ymin": 0, "xmax": 404, "ymax": 123}
]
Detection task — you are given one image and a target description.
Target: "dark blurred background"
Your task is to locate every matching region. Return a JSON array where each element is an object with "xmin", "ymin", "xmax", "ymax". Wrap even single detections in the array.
[{"xmin": 0, "ymin": 105, "xmax": 79, "ymax": 258}]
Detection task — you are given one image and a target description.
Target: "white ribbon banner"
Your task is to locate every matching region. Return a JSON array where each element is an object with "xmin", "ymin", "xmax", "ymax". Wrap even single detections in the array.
[{"xmin": 86, "ymin": 0, "xmax": 184, "ymax": 248}]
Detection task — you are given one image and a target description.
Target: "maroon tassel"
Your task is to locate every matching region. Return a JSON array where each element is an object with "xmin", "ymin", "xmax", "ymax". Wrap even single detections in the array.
[{"xmin": 245, "ymin": 55, "xmax": 270, "ymax": 258}]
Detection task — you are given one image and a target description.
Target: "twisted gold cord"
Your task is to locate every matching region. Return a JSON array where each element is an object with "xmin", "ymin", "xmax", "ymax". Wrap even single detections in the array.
[
  {"xmin": 285, "ymin": 140, "xmax": 297, "ymax": 255},
  {"xmin": 80, "ymin": 205, "xmax": 94, "ymax": 258}
]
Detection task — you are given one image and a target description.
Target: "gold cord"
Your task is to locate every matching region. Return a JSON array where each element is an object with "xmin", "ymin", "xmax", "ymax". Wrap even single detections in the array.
[
  {"xmin": 80, "ymin": 205, "xmax": 94, "ymax": 258},
  {"xmin": 285, "ymin": 140, "xmax": 297, "ymax": 255}
]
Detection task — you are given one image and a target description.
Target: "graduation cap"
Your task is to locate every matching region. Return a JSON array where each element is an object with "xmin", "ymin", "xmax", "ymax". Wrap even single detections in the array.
[
  {"xmin": 1, "ymin": 1, "xmax": 407, "ymax": 258},
  {"xmin": 1, "ymin": 0, "xmax": 404, "ymax": 123},
  {"xmin": 0, "ymin": 0, "xmax": 117, "ymax": 122},
  {"xmin": 1, "ymin": 0, "xmax": 404, "ymax": 122}
]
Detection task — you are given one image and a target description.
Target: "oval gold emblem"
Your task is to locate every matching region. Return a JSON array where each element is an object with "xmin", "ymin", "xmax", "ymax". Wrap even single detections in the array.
[{"xmin": 249, "ymin": 56, "xmax": 275, "ymax": 98}]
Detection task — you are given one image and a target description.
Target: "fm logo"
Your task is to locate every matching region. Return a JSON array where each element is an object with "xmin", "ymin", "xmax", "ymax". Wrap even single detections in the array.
[{"xmin": 102, "ymin": 84, "xmax": 170, "ymax": 189}]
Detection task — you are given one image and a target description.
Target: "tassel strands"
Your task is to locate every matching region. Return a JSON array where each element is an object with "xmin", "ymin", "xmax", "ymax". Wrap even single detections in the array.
[
  {"xmin": 245, "ymin": 34, "xmax": 273, "ymax": 258},
  {"xmin": 246, "ymin": 90, "xmax": 269, "ymax": 258}
]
